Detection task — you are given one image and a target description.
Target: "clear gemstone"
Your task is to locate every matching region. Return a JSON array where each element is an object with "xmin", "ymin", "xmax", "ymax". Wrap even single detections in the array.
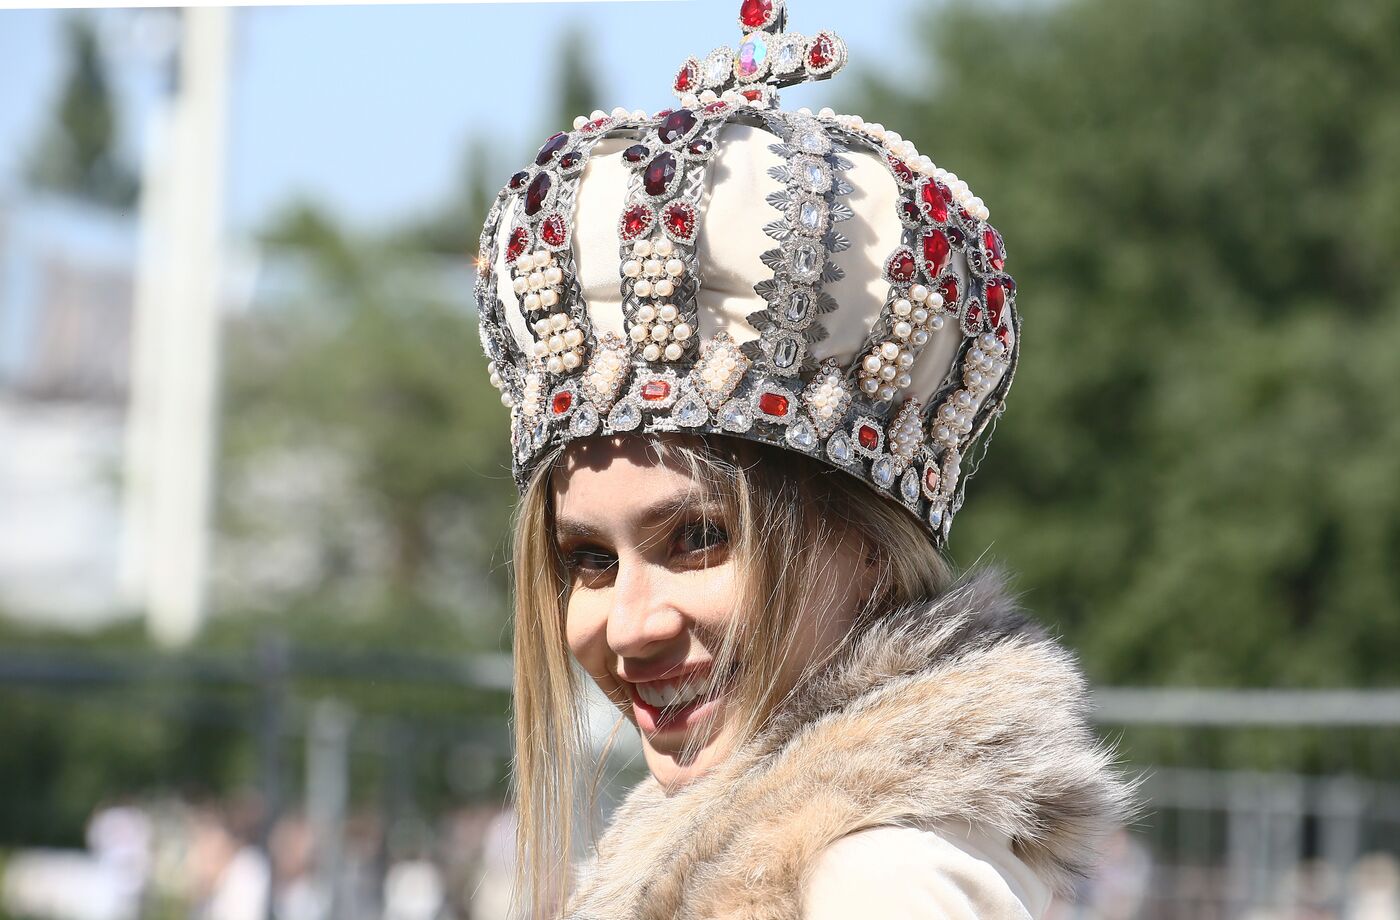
[
  {"xmin": 773, "ymin": 39, "xmax": 802, "ymax": 73},
  {"xmin": 901, "ymin": 469, "xmax": 921, "ymax": 503},
  {"xmin": 676, "ymin": 397, "xmax": 708, "ymax": 427},
  {"xmin": 799, "ymin": 200, "xmax": 823, "ymax": 232},
  {"xmin": 773, "ymin": 338, "xmax": 800, "ymax": 370},
  {"xmin": 705, "ymin": 50, "xmax": 732, "ymax": 86},
  {"xmin": 719, "ymin": 399, "xmax": 753, "ymax": 432},
  {"xmin": 792, "ymin": 244, "xmax": 819, "ymax": 276},
  {"xmin": 787, "ymin": 420, "xmax": 817, "ymax": 450},
  {"xmin": 827, "ymin": 431, "xmax": 852, "ymax": 463},
  {"xmin": 798, "ymin": 132, "xmax": 830, "ymax": 155},
  {"xmin": 872, "ymin": 457, "xmax": 896, "ymax": 487},
  {"xmin": 928, "ymin": 505, "xmax": 944, "ymax": 529},
  {"xmin": 803, "ymin": 162, "xmax": 828, "ymax": 191},
  {"xmin": 608, "ymin": 400, "xmax": 641, "ymax": 431},
  {"xmin": 570, "ymin": 405, "xmax": 600, "ymax": 436},
  {"xmin": 786, "ymin": 292, "xmax": 811, "ymax": 323}
]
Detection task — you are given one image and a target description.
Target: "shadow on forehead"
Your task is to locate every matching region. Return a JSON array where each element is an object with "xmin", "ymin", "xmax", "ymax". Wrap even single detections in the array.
[{"xmin": 550, "ymin": 432, "xmax": 712, "ymax": 491}]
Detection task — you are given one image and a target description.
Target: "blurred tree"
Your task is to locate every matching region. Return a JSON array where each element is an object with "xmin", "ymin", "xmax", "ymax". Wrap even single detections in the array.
[
  {"xmin": 216, "ymin": 201, "xmax": 517, "ymax": 647},
  {"xmin": 551, "ymin": 22, "xmax": 604, "ymax": 135},
  {"xmin": 848, "ymin": 0, "xmax": 1400, "ymax": 689},
  {"xmin": 25, "ymin": 13, "xmax": 139, "ymax": 210}
]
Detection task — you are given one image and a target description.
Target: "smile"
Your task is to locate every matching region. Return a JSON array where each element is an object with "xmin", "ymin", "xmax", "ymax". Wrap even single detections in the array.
[{"xmin": 626, "ymin": 665, "xmax": 736, "ymax": 735}]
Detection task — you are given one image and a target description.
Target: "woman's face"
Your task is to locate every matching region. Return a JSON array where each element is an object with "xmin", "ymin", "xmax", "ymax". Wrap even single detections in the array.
[{"xmin": 551, "ymin": 435, "xmax": 874, "ymax": 789}]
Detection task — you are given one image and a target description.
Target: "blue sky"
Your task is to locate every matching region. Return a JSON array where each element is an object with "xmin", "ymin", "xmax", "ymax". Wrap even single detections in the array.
[{"xmin": 0, "ymin": 0, "xmax": 930, "ymax": 235}]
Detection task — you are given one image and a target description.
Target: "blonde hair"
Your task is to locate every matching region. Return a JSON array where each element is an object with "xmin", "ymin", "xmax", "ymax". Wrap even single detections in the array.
[{"xmin": 508, "ymin": 433, "xmax": 952, "ymax": 918}]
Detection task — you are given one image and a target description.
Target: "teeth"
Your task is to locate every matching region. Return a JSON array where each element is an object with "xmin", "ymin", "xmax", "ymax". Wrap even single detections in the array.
[{"xmin": 636, "ymin": 677, "xmax": 709, "ymax": 710}]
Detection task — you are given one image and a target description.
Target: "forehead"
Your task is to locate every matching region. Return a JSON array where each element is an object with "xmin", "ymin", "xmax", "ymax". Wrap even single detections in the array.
[{"xmin": 551, "ymin": 435, "xmax": 709, "ymax": 524}]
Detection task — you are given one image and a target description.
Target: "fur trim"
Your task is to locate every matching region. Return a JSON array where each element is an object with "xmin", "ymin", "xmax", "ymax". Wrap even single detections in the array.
[{"xmin": 566, "ymin": 569, "xmax": 1137, "ymax": 920}]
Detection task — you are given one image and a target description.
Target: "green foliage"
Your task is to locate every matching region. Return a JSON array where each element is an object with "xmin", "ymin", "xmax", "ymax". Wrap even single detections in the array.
[
  {"xmin": 850, "ymin": 0, "xmax": 1400, "ymax": 688},
  {"xmin": 25, "ymin": 14, "xmax": 139, "ymax": 209}
]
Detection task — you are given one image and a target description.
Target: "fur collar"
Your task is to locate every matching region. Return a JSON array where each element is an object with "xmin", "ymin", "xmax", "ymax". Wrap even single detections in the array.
[{"xmin": 566, "ymin": 569, "xmax": 1136, "ymax": 920}]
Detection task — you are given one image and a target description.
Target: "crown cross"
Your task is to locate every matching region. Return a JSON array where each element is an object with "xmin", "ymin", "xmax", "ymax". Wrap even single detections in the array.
[{"xmin": 672, "ymin": 0, "xmax": 848, "ymax": 105}]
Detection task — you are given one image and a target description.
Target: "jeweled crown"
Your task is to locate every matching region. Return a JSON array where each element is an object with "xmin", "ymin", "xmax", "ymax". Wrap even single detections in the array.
[{"xmin": 475, "ymin": 0, "xmax": 1019, "ymax": 544}]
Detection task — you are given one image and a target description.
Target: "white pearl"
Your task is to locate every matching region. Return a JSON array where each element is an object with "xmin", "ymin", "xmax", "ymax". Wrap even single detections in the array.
[
  {"xmin": 819, "ymin": 107, "xmax": 835, "ymax": 119},
  {"xmin": 863, "ymin": 355, "xmax": 883, "ymax": 374},
  {"xmin": 528, "ymin": 272, "xmax": 544, "ymax": 290},
  {"xmin": 913, "ymin": 331, "xmax": 930, "ymax": 346},
  {"xmin": 897, "ymin": 352, "xmax": 915, "ymax": 369},
  {"xmin": 894, "ymin": 321, "xmax": 913, "ymax": 340},
  {"xmin": 880, "ymin": 342, "xmax": 900, "ymax": 361},
  {"xmin": 524, "ymin": 294, "xmax": 541, "ymax": 312},
  {"xmin": 665, "ymin": 343, "xmax": 683, "ymax": 361},
  {"xmin": 633, "ymin": 240, "xmax": 652, "ymax": 257},
  {"xmin": 701, "ymin": 90, "xmax": 718, "ymax": 104},
  {"xmin": 673, "ymin": 323, "xmax": 693, "ymax": 341},
  {"xmin": 623, "ymin": 260, "xmax": 642, "ymax": 278},
  {"xmin": 652, "ymin": 324, "xmax": 671, "ymax": 342},
  {"xmin": 880, "ymin": 365, "xmax": 897, "ymax": 381},
  {"xmin": 532, "ymin": 341, "xmax": 548, "ymax": 358},
  {"xmin": 910, "ymin": 285, "xmax": 929, "ymax": 303},
  {"xmin": 643, "ymin": 344, "xmax": 662, "ymax": 361},
  {"xmin": 644, "ymin": 259, "xmax": 663, "ymax": 277},
  {"xmin": 545, "ymin": 267, "xmax": 563, "ymax": 285},
  {"xmin": 878, "ymin": 385, "xmax": 895, "ymax": 401},
  {"xmin": 681, "ymin": 93, "xmax": 699, "ymax": 108},
  {"xmin": 912, "ymin": 308, "xmax": 929, "ymax": 324},
  {"xmin": 563, "ymin": 352, "xmax": 582, "ymax": 371},
  {"xmin": 548, "ymin": 335, "xmax": 565, "ymax": 352},
  {"xmin": 630, "ymin": 325, "xmax": 649, "ymax": 343},
  {"xmin": 666, "ymin": 259, "xmax": 685, "ymax": 276},
  {"xmin": 564, "ymin": 329, "xmax": 583, "ymax": 348},
  {"xmin": 534, "ymin": 251, "xmax": 551, "ymax": 269},
  {"xmin": 573, "ymin": 115, "xmax": 588, "ymax": 130},
  {"xmin": 513, "ymin": 278, "xmax": 528, "ymax": 296},
  {"xmin": 894, "ymin": 299, "xmax": 912, "ymax": 317},
  {"xmin": 654, "ymin": 238, "xmax": 674, "ymax": 257},
  {"xmin": 885, "ymin": 130, "xmax": 902, "ymax": 145},
  {"xmin": 659, "ymin": 304, "xmax": 679, "ymax": 322},
  {"xmin": 546, "ymin": 356, "xmax": 564, "ymax": 374},
  {"xmin": 611, "ymin": 106, "xmax": 629, "ymax": 119},
  {"xmin": 590, "ymin": 109, "xmax": 607, "ymax": 121},
  {"xmin": 655, "ymin": 280, "xmax": 675, "ymax": 297},
  {"xmin": 551, "ymin": 313, "xmax": 568, "ymax": 331},
  {"xmin": 632, "ymin": 109, "xmax": 647, "ymax": 121},
  {"xmin": 500, "ymin": 393, "xmax": 513, "ymax": 407},
  {"xmin": 634, "ymin": 280, "xmax": 653, "ymax": 298},
  {"xmin": 930, "ymin": 316, "xmax": 945, "ymax": 331},
  {"xmin": 533, "ymin": 319, "xmax": 551, "ymax": 336},
  {"xmin": 540, "ymin": 290, "xmax": 558, "ymax": 308},
  {"xmin": 896, "ymin": 373, "xmax": 912, "ymax": 388},
  {"xmin": 638, "ymin": 305, "xmax": 657, "ymax": 322},
  {"xmin": 861, "ymin": 378, "xmax": 880, "ymax": 395}
]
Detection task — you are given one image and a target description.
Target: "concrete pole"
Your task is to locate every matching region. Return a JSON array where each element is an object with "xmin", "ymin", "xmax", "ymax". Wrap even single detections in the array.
[{"xmin": 121, "ymin": 7, "xmax": 230, "ymax": 646}]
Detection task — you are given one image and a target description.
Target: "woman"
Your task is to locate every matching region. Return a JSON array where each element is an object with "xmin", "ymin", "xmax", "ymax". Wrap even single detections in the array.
[{"xmin": 475, "ymin": 3, "xmax": 1134, "ymax": 916}]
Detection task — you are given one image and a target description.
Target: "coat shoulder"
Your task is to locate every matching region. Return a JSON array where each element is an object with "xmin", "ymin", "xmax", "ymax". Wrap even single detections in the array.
[{"xmin": 803, "ymin": 822, "xmax": 1050, "ymax": 920}]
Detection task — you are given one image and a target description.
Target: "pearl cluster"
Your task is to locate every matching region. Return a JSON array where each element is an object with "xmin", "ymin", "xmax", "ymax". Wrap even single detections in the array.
[
  {"xmin": 694, "ymin": 332, "xmax": 751, "ymax": 407},
  {"xmin": 857, "ymin": 283, "xmax": 947, "ymax": 402},
  {"xmin": 511, "ymin": 249, "xmax": 564, "ymax": 313},
  {"xmin": 801, "ymin": 363, "xmax": 852, "ymax": 437},
  {"xmin": 530, "ymin": 312, "xmax": 585, "ymax": 375},
  {"xmin": 582, "ymin": 333, "xmax": 630, "ymax": 411},
  {"xmin": 486, "ymin": 361, "xmax": 514, "ymax": 409},
  {"xmin": 623, "ymin": 237, "xmax": 694, "ymax": 363},
  {"xmin": 931, "ymin": 331, "xmax": 1012, "ymax": 449},
  {"xmin": 814, "ymin": 109, "xmax": 991, "ymax": 223},
  {"xmin": 887, "ymin": 398, "xmax": 925, "ymax": 469},
  {"xmin": 678, "ymin": 87, "xmax": 760, "ymax": 113}
]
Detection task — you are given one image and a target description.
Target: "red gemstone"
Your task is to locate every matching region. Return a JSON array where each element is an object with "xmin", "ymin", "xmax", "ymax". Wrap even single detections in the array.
[
  {"xmin": 508, "ymin": 170, "xmax": 528, "ymax": 191},
  {"xmin": 552, "ymin": 392, "xmax": 574, "ymax": 415},
  {"xmin": 887, "ymin": 156, "xmax": 914, "ymax": 186},
  {"xmin": 921, "ymin": 180, "xmax": 951, "ymax": 223},
  {"xmin": 997, "ymin": 325, "xmax": 1015, "ymax": 349},
  {"xmin": 641, "ymin": 381, "xmax": 672, "ymax": 401},
  {"xmin": 901, "ymin": 201, "xmax": 921, "ymax": 224},
  {"xmin": 644, "ymin": 152, "xmax": 678, "ymax": 197},
  {"xmin": 742, "ymin": 88, "xmax": 764, "ymax": 102},
  {"xmin": 505, "ymin": 227, "xmax": 529, "ymax": 264},
  {"xmin": 938, "ymin": 276, "xmax": 959, "ymax": 307},
  {"xmin": 620, "ymin": 205, "xmax": 653, "ymax": 242},
  {"xmin": 925, "ymin": 468, "xmax": 941, "ymax": 494},
  {"xmin": 886, "ymin": 249, "xmax": 917, "ymax": 284},
  {"xmin": 983, "ymin": 228, "xmax": 1006, "ymax": 271},
  {"xmin": 535, "ymin": 132, "xmax": 568, "ymax": 167},
  {"xmin": 740, "ymin": 0, "xmax": 774, "ymax": 28},
  {"xmin": 809, "ymin": 33, "xmax": 835, "ymax": 70},
  {"xmin": 922, "ymin": 229, "xmax": 951, "ymax": 276},
  {"xmin": 663, "ymin": 202, "xmax": 696, "ymax": 241},
  {"xmin": 966, "ymin": 303, "xmax": 984, "ymax": 330},
  {"xmin": 858, "ymin": 424, "xmax": 880, "ymax": 451},
  {"xmin": 703, "ymin": 101, "xmax": 730, "ymax": 116},
  {"xmin": 525, "ymin": 172, "xmax": 552, "ymax": 216},
  {"xmin": 658, "ymin": 110, "xmax": 698, "ymax": 145},
  {"xmin": 559, "ymin": 152, "xmax": 582, "ymax": 171},
  {"xmin": 624, "ymin": 144, "xmax": 650, "ymax": 164},
  {"xmin": 758, "ymin": 392, "xmax": 790, "ymax": 417},
  {"xmin": 580, "ymin": 117, "xmax": 610, "ymax": 133},
  {"xmin": 675, "ymin": 62, "xmax": 696, "ymax": 93},
  {"xmin": 985, "ymin": 281, "xmax": 1007, "ymax": 327},
  {"xmin": 541, "ymin": 213, "xmax": 568, "ymax": 248},
  {"xmin": 687, "ymin": 138, "xmax": 714, "ymax": 157}
]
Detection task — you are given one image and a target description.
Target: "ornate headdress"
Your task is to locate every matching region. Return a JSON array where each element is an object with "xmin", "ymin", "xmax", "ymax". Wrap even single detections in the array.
[{"xmin": 475, "ymin": 0, "xmax": 1019, "ymax": 544}]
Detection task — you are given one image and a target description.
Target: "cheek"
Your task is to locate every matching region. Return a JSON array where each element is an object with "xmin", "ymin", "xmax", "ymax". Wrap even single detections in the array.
[{"xmin": 564, "ymin": 593, "xmax": 609, "ymax": 676}]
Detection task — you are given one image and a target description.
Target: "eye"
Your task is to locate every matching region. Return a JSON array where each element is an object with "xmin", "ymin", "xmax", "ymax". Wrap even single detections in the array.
[
  {"xmin": 560, "ymin": 545, "xmax": 617, "ymax": 581},
  {"xmin": 673, "ymin": 519, "xmax": 730, "ymax": 558}
]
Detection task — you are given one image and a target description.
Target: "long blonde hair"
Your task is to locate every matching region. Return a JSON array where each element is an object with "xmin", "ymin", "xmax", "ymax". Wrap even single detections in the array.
[{"xmin": 508, "ymin": 433, "xmax": 951, "ymax": 918}]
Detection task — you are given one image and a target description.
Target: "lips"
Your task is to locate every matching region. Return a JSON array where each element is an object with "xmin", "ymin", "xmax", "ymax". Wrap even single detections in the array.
[{"xmin": 626, "ymin": 665, "xmax": 737, "ymax": 736}]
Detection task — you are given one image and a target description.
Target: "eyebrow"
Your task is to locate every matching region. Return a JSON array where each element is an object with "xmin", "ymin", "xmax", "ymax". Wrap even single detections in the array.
[{"xmin": 555, "ymin": 492, "xmax": 719, "ymax": 544}]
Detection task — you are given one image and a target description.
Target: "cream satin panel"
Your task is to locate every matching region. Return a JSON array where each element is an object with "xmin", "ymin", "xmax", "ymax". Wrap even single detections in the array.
[{"xmin": 494, "ymin": 121, "xmax": 969, "ymax": 405}]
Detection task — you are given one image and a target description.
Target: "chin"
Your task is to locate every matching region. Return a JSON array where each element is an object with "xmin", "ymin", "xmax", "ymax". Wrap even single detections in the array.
[{"xmin": 643, "ymin": 737, "xmax": 730, "ymax": 791}]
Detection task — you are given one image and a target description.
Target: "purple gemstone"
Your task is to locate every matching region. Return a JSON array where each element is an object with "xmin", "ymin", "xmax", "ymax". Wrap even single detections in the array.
[
  {"xmin": 644, "ymin": 152, "xmax": 677, "ymax": 197},
  {"xmin": 525, "ymin": 172, "xmax": 552, "ymax": 215},
  {"xmin": 535, "ymin": 132, "xmax": 569, "ymax": 167},
  {"xmin": 687, "ymin": 138, "xmax": 714, "ymax": 157},
  {"xmin": 559, "ymin": 151, "xmax": 582, "ymax": 170},
  {"xmin": 658, "ymin": 109, "xmax": 698, "ymax": 146},
  {"xmin": 624, "ymin": 144, "xmax": 650, "ymax": 163},
  {"xmin": 508, "ymin": 171, "xmax": 528, "ymax": 190}
]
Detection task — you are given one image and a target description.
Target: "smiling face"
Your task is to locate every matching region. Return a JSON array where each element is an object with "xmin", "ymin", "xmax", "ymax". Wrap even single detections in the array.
[{"xmin": 550, "ymin": 435, "xmax": 875, "ymax": 789}]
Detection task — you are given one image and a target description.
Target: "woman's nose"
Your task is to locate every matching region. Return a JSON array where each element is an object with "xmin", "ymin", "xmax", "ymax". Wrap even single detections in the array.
[{"xmin": 607, "ymin": 556, "xmax": 685, "ymax": 658}]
